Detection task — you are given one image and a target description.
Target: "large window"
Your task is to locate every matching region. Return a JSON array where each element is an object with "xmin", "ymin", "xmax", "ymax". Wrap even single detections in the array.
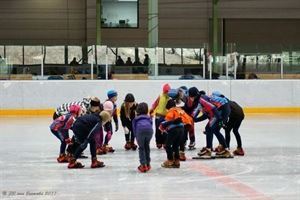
[{"xmin": 101, "ymin": 0, "xmax": 138, "ymax": 28}]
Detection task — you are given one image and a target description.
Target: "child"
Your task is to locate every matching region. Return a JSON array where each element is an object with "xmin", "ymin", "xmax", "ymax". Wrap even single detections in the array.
[
  {"xmin": 68, "ymin": 111, "xmax": 111, "ymax": 169},
  {"xmin": 120, "ymin": 93, "xmax": 138, "ymax": 150},
  {"xmin": 194, "ymin": 95, "xmax": 231, "ymax": 158},
  {"xmin": 149, "ymin": 83, "xmax": 171, "ymax": 149},
  {"xmin": 160, "ymin": 99, "xmax": 186, "ymax": 168},
  {"xmin": 212, "ymin": 92, "xmax": 245, "ymax": 156},
  {"xmin": 96, "ymin": 101, "xmax": 114, "ymax": 155},
  {"xmin": 50, "ymin": 105, "xmax": 81, "ymax": 163},
  {"xmin": 53, "ymin": 96, "xmax": 101, "ymax": 120},
  {"xmin": 132, "ymin": 102, "xmax": 153, "ymax": 172},
  {"xmin": 103, "ymin": 90, "xmax": 119, "ymax": 153},
  {"xmin": 182, "ymin": 87, "xmax": 201, "ymax": 149}
]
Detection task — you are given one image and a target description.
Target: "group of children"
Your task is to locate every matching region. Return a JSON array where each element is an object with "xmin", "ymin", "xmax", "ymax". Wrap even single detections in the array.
[{"xmin": 49, "ymin": 84, "xmax": 245, "ymax": 172}]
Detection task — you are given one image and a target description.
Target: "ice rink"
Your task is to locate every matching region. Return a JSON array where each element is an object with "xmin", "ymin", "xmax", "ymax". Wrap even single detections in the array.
[{"xmin": 0, "ymin": 114, "xmax": 299, "ymax": 200}]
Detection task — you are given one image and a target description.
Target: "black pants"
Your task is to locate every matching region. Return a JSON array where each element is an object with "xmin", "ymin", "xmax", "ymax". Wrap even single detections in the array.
[
  {"xmin": 165, "ymin": 126, "xmax": 184, "ymax": 160},
  {"xmin": 155, "ymin": 116, "xmax": 166, "ymax": 145},
  {"xmin": 225, "ymin": 117, "xmax": 244, "ymax": 148},
  {"xmin": 72, "ymin": 128, "xmax": 97, "ymax": 159},
  {"xmin": 179, "ymin": 125, "xmax": 190, "ymax": 151}
]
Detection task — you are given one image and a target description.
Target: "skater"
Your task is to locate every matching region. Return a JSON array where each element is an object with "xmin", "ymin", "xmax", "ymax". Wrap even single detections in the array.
[
  {"xmin": 50, "ymin": 105, "xmax": 81, "ymax": 163},
  {"xmin": 194, "ymin": 95, "xmax": 232, "ymax": 159},
  {"xmin": 95, "ymin": 100, "xmax": 114, "ymax": 155},
  {"xmin": 132, "ymin": 102, "xmax": 153, "ymax": 172},
  {"xmin": 209, "ymin": 91, "xmax": 231, "ymax": 152},
  {"xmin": 68, "ymin": 111, "xmax": 111, "ymax": 169},
  {"xmin": 182, "ymin": 87, "xmax": 201, "ymax": 150},
  {"xmin": 102, "ymin": 90, "xmax": 119, "ymax": 153},
  {"xmin": 120, "ymin": 93, "xmax": 138, "ymax": 150},
  {"xmin": 149, "ymin": 83, "xmax": 171, "ymax": 149},
  {"xmin": 212, "ymin": 92, "xmax": 245, "ymax": 156},
  {"xmin": 160, "ymin": 99, "xmax": 187, "ymax": 168},
  {"xmin": 53, "ymin": 96, "xmax": 101, "ymax": 120}
]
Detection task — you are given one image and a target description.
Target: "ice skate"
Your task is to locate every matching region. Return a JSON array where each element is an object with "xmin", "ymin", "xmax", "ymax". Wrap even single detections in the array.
[
  {"xmin": 215, "ymin": 149, "xmax": 233, "ymax": 158},
  {"xmin": 96, "ymin": 147, "xmax": 107, "ymax": 155},
  {"xmin": 161, "ymin": 160, "xmax": 175, "ymax": 168},
  {"xmin": 124, "ymin": 142, "xmax": 131, "ymax": 150},
  {"xmin": 146, "ymin": 164, "xmax": 151, "ymax": 171},
  {"xmin": 173, "ymin": 159, "xmax": 180, "ymax": 168},
  {"xmin": 91, "ymin": 157, "xmax": 105, "ymax": 168},
  {"xmin": 68, "ymin": 158, "xmax": 84, "ymax": 169},
  {"xmin": 188, "ymin": 141, "xmax": 196, "ymax": 150},
  {"xmin": 179, "ymin": 151, "xmax": 186, "ymax": 161},
  {"xmin": 57, "ymin": 153, "xmax": 69, "ymax": 163},
  {"xmin": 137, "ymin": 165, "xmax": 148, "ymax": 173},
  {"xmin": 233, "ymin": 147, "xmax": 245, "ymax": 156},
  {"xmin": 214, "ymin": 144, "xmax": 224, "ymax": 153},
  {"xmin": 131, "ymin": 142, "xmax": 137, "ymax": 151},
  {"xmin": 104, "ymin": 144, "xmax": 115, "ymax": 153},
  {"xmin": 194, "ymin": 148, "xmax": 212, "ymax": 159}
]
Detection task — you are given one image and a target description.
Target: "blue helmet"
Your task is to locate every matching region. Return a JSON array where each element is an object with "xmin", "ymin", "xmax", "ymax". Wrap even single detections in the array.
[
  {"xmin": 107, "ymin": 90, "xmax": 118, "ymax": 99},
  {"xmin": 168, "ymin": 88, "xmax": 179, "ymax": 99},
  {"xmin": 212, "ymin": 91, "xmax": 222, "ymax": 97}
]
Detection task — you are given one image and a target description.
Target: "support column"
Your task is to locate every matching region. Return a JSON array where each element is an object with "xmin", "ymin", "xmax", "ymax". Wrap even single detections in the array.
[
  {"xmin": 212, "ymin": 0, "xmax": 219, "ymax": 75},
  {"xmin": 96, "ymin": 0, "xmax": 101, "ymax": 45}
]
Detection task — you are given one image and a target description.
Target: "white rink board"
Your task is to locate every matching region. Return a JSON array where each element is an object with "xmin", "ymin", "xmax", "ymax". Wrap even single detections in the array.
[{"xmin": 0, "ymin": 80, "xmax": 299, "ymax": 109}]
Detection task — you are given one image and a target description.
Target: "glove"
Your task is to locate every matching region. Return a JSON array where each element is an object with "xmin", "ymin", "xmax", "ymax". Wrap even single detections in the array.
[
  {"xmin": 65, "ymin": 138, "xmax": 72, "ymax": 144},
  {"xmin": 123, "ymin": 127, "xmax": 129, "ymax": 134},
  {"xmin": 115, "ymin": 123, "xmax": 119, "ymax": 132},
  {"xmin": 159, "ymin": 124, "xmax": 166, "ymax": 132}
]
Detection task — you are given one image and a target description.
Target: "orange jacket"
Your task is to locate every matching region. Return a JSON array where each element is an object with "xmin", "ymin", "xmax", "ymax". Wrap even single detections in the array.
[{"xmin": 165, "ymin": 107, "xmax": 193, "ymax": 126}]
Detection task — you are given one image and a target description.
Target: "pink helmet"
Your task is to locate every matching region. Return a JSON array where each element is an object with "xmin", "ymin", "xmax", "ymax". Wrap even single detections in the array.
[
  {"xmin": 103, "ymin": 101, "xmax": 114, "ymax": 112},
  {"xmin": 69, "ymin": 105, "xmax": 81, "ymax": 116},
  {"xmin": 163, "ymin": 83, "xmax": 171, "ymax": 93}
]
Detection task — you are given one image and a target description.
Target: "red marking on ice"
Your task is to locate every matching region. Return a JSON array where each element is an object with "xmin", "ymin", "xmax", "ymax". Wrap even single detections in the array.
[{"xmin": 191, "ymin": 162, "xmax": 272, "ymax": 200}]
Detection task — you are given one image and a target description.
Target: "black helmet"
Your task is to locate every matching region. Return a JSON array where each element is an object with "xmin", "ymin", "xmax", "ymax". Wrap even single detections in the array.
[
  {"xmin": 136, "ymin": 102, "xmax": 148, "ymax": 115},
  {"xmin": 166, "ymin": 99, "xmax": 176, "ymax": 110},
  {"xmin": 188, "ymin": 87, "xmax": 199, "ymax": 97},
  {"xmin": 124, "ymin": 93, "xmax": 135, "ymax": 102}
]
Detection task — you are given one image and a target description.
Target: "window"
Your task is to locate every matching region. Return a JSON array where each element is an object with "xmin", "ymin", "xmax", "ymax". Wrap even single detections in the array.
[{"xmin": 101, "ymin": 0, "xmax": 138, "ymax": 28}]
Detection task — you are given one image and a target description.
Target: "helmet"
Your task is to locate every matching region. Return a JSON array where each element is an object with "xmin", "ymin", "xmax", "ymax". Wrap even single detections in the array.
[
  {"xmin": 69, "ymin": 105, "xmax": 81, "ymax": 116},
  {"xmin": 107, "ymin": 90, "xmax": 118, "ymax": 99},
  {"xmin": 188, "ymin": 87, "xmax": 199, "ymax": 97},
  {"xmin": 212, "ymin": 91, "xmax": 222, "ymax": 97},
  {"xmin": 168, "ymin": 88, "xmax": 179, "ymax": 99},
  {"xmin": 162, "ymin": 83, "xmax": 171, "ymax": 93},
  {"xmin": 103, "ymin": 101, "xmax": 114, "ymax": 112},
  {"xmin": 124, "ymin": 93, "xmax": 135, "ymax": 102}
]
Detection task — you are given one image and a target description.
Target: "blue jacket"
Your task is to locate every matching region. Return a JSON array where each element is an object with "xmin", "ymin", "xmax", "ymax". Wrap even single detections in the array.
[{"xmin": 132, "ymin": 115, "xmax": 153, "ymax": 136}]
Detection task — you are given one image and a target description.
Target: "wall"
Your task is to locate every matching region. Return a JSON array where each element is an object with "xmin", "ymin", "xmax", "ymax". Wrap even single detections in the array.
[
  {"xmin": 0, "ymin": 80, "xmax": 299, "ymax": 112},
  {"xmin": 0, "ymin": 0, "xmax": 86, "ymax": 45}
]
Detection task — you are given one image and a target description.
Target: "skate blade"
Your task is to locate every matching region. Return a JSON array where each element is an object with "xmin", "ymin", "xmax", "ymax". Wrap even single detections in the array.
[
  {"xmin": 188, "ymin": 147, "xmax": 196, "ymax": 150},
  {"xmin": 192, "ymin": 156, "xmax": 215, "ymax": 159},
  {"xmin": 214, "ymin": 155, "xmax": 234, "ymax": 159}
]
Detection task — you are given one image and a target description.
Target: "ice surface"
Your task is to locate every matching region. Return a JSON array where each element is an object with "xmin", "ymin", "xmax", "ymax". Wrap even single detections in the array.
[{"xmin": 0, "ymin": 114, "xmax": 299, "ymax": 200}]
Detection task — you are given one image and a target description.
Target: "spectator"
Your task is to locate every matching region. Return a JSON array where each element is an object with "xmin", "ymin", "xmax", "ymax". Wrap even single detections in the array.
[
  {"xmin": 133, "ymin": 57, "xmax": 142, "ymax": 66},
  {"xmin": 248, "ymin": 73, "xmax": 259, "ymax": 79},
  {"xmin": 70, "ymin": 57, "xmax": 79, "ymax": 66},
  {"xmin": 143, "ymin": 54, "xmax": 150, "ymax": 66},
  {"xmin": 125, "ymin": 57, "xmax": 133, "ymax": 65},
  {"xmin": 116, "ymin": 56, "xmax": 124, "ymax": 66}
]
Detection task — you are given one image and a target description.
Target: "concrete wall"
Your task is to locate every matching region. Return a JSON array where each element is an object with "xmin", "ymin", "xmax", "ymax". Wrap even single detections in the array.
[{"xmin": 0, "ymin": 80, "xmax": 299, "ymax": 110}]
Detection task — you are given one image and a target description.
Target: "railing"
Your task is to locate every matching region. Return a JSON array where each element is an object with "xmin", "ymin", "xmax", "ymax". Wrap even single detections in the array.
[{"xmin": 0, "ymin": 45, "xmax": 299, "ymax": 80}]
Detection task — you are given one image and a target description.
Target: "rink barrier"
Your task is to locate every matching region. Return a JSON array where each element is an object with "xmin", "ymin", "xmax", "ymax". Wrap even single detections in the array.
[{"xmin": 0, "ymin": 107, "xmax": 299, "ymax": 116}]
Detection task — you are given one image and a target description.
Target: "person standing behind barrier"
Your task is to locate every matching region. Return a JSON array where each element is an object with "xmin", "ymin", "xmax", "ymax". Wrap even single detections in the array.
[
  {"xmin": 125, "ymin": 57, "xmax": 133, "ymax": 65},
  {"xmin": 132, "ymin": 102, "xmax": 153, "ymax": 173},
  {"xmin": 149, "ymin": 84, "xmax": 171, "ymax": 149},
  {"xmin": 116, "ymin": 56, "xmax": 124, "ymax": 66}
]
